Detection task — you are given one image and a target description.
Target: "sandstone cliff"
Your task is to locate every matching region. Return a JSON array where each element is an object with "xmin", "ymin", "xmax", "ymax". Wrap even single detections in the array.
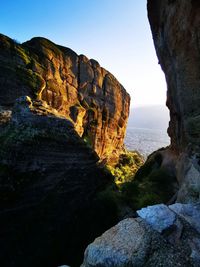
[{"xmin": 0, "ymin": 34, "xmax": 130, "ymax": 163}]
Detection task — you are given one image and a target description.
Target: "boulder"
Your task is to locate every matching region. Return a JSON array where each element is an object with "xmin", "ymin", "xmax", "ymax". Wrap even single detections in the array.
[
  {"xmin": 169, "ymin": 203, "xmax": 200, "ymax": 234},
  {"xmin": 82, "ymin": 203, "xmax": 200, "ymax": 267},
  {"xmin": 137, "ymin": 203, "xmax": 177, "ymax": 233},
  {"xmin": 81, "ymin": 218, "xmax": 152, "ymax": 267}
]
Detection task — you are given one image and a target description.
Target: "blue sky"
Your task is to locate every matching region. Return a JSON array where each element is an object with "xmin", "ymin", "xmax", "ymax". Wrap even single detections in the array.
[{"xmin": 0, "ymin": 0, "xmax": 167, "ymax": 107}]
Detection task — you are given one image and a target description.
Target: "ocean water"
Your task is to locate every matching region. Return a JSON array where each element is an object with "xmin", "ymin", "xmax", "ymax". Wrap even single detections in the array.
[{"xmin": 124, "ymin": 127, "xmax": 170, "ymax": 158}]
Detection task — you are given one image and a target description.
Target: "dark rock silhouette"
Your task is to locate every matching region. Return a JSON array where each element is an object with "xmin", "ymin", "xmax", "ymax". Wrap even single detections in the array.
[{"xmin": 147, "ymin": 0, "xmax": 200, "ymax": 202}]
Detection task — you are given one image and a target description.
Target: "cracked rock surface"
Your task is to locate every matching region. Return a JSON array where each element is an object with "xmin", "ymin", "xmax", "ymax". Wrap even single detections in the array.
[
  {"xmin": 0, "ymin": 33, "xmax": 130, "ymax": 163},
  {"xmin": 82, "ymin": 203, "xmax": 200, "ymax": 267}
]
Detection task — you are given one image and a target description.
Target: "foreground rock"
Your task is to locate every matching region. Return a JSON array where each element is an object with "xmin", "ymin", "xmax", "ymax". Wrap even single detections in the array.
[
  {"xmin": 81, "ymin": 218, "xmax": 152, "ymax": 267},
  {"xmin": 82, "ymin": 203, "xmax": 200, "ymax": 267},
  {"xmin": 0, "ymin": 96, "xmax": 119, "ymax": 267},
  {"xmin": 0, "ymin": 33, "xmax": 130, "ymax": 163},
  {"xmin": 147, "ymin": 0, "xmax": 200, "ymax": 202}
]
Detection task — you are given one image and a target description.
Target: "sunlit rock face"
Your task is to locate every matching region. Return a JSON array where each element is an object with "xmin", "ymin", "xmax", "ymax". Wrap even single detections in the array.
[
  {"xmin": 147, "ymin": 0, "xmax": 200, "ymax": 202},
  {"xmin": 0, "ymin": 34, "xmax": 130, "ymax": 162}
]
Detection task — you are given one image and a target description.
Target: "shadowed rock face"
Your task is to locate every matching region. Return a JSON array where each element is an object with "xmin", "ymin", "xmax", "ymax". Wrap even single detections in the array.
[
  {"xmin": 147, "ymin": 0, "xmax": 200, "ymax": 153},
  {"xmin": 0, "ymin": 34, "xmax": 130, "ymax": 162},
  {"xmin": 147, "ymin": 0, "xmax": 200, "ymax": 202},
  {"xmin": 0, "ymin": 96, "xmax": 119, "ymax": 267}
]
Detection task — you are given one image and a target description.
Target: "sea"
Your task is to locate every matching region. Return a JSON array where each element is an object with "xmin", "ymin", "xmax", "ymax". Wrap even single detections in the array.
[{"xmin": 124, "ymin": 127, "xmax": 170, "ymax": 159}]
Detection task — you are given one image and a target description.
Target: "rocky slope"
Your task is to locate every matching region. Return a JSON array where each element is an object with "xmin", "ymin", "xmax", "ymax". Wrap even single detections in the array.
[{"xmin": 0, "ymin": 34, "xmax": 130, "ymax": 163}]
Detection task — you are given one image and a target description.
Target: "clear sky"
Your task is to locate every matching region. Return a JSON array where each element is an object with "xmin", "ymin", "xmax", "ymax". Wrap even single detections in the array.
[{"xmin": 0, "ymin": 0, "xmax": 167, "ymax": 107}]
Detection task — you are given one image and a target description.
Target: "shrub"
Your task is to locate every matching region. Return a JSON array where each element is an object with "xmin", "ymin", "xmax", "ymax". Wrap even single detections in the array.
[
  {"xmin": 118, "ymin": 152, "xmax": 177, "ymax": 210},
  {"xmin": 107, "ymin": 150, "xmax": 144, "ymax": 185}
]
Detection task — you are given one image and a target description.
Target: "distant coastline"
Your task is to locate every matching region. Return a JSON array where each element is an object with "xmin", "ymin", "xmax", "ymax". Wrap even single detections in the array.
[
  {"xmin": 126, "ymin": 105, "xmax": 170, "ymax": 157},
  {"xmin": 125, "ymin": 127, "xmax": 170, "ymax": 158}
]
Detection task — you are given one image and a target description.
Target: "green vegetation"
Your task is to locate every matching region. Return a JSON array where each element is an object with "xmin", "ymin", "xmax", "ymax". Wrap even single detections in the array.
[
  {"xmin": 104, "ymin": 151, "xmax": 177, "ymax": 211},
  {"xmin": 0, "ymin": 123, "xmax": 76, "ymax": 155},
  {"xmin": 16, "ymin": 66, "xmax": 43, "ymax": 92},
  {"xmin": 0, "ymin": 125, "xmax": 41, "ymax": 149},
  {"xmin": 119, "ymin": 152, "xmax": 177, "ymax": 210},
  {"xmin": 0, "ymin": 37, "xmax": 46, "ymax": 98},
  {"xmin": 15, "ymin": 45, "xmax": 30, "ymax": 65},
  {"xmin": 107, "ymin": 150, "xmax": 144, "ymax": 185}
]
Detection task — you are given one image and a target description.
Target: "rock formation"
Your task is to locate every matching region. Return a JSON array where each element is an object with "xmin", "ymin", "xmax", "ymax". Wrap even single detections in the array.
[
  {"xmin": 147, "ymin": 0, "xmax": 200, "ymax": 202},
  {"xmin": 81, "ymin": 1, "xmax": 200, "ymax": 266},
  {"xmin": 0, "ymin": 34, "xmax": 131, "ymax": 266},
  {"xmin": 0, "ymin": 96, "xmax": 120, "ymax": 267},
  {"xmin": 82, "ymin": 203, "xmax": 200, "ymax": 267},
  {"xmin": 0, "ymin": 33, "xmax": 130, "ymax": 163}
]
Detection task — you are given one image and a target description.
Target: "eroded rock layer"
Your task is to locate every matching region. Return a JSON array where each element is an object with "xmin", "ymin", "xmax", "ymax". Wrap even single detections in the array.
[
  {"xmin": 0, "ymin": 96, "xmax": 119, "ymax": 267},
  {"xmin": 147, "ymin": 0, "xmax": 200, "ymax": 202},
  {"xmin": 0, "ymin": 34, "xmax": 130, "ymax": 162}
]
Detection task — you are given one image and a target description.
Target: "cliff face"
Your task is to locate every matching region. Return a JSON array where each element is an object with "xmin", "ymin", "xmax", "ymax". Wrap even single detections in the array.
[
  {"xmin": 0, "ymin": 34, "xmax": 130, "ymax": 162},
  {"xmin": 147, "ymin": 0, "xmax": 200, "ymax": 202},
  {"xmin": 148, "ymin": 0, "xmax": 200, "ymax": 153}
]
